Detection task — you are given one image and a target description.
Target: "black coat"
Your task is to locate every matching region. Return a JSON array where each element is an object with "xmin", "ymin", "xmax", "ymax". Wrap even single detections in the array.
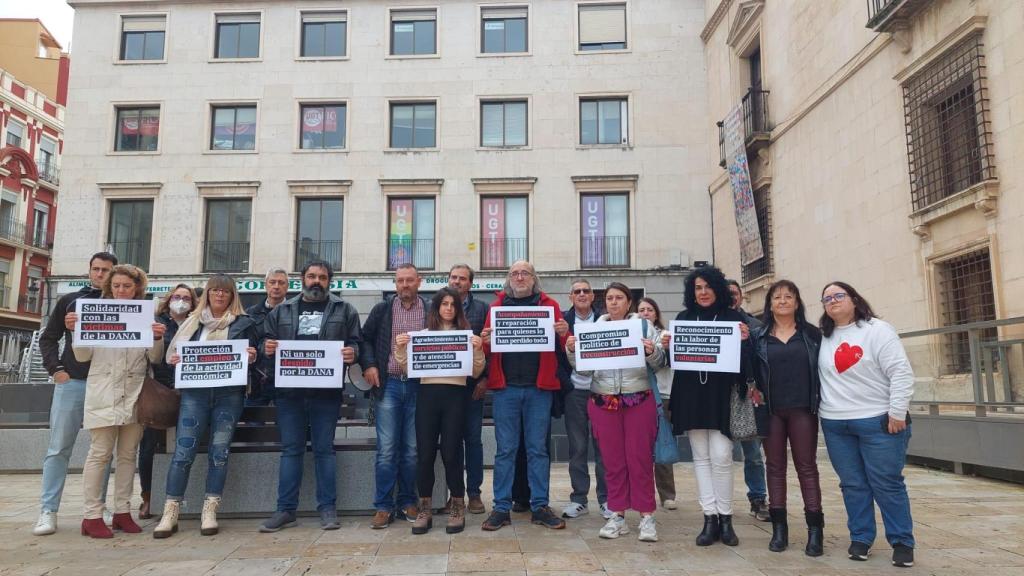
[
  {"xmin": 750, "ymin": 323, "xmax": 822, "ymax": 415},
  {"xmin": 669, "ymin": 306, "xmax": 751, "ymax": 438},
  {"xmin": 358, "ymin": 294, "xmax": 428, "ymax": 397},
  {"xmin": 39, "ymin": 286, "xmax": 100, "ymax": 380}
]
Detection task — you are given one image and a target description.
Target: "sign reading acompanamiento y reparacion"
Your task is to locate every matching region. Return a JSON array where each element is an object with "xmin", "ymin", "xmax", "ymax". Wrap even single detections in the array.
[
  {"xmin": 668, "ymin": 320, "xmax": 742, "ymax": 373},
  {"xmin": 274, "ymin": 340, "xmax": 345, "ymax": 389},
  {"xmin": 73, "ymin": 299, "xmax": 155, "ymax": 348},
  {"xmin": 489, "ymin": 306, "xmax": 555, "ymax": 353},
  {"xmin": 175, "ymin": 340, "xmax": 249, "ymax": 389}
]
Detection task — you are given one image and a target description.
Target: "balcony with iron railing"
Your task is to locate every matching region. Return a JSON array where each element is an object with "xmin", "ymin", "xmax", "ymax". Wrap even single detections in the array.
[
  {"xmin": 295, "ymin": 239, "xmax": 343, "ymax": 271},
  {"xmin": 0, "ymin": 218, "xmax": 26, "ymax": 245},
  {"xmin": 480, "ymin": 237, "xmax": 528, "ymax": 270},
  {"xmin": 204, "ymin": 241, "xmax": 251, "ymax": 273},
  {"xmin": 581, "ymin": 235, "xmax": 630, "ymax": 269},
  {"xmin": 18, "ymin": 294, "xmax": 42, "ymax": 316},
  {"xmin": 387, "ymin": 239, "xmax": 435, "ymax": 271},
  {"xmin": 718, "ymin": 88, "xmax": 771, "ymax": 168},
  {"xmin": 865, "ymin": 0, "xmax": 932, "ymax": 32},
  {"xmin": 36, "ymin": 161, "xmax": 60, "ymax": 187},
  {"xmin": 29, "ymin": 228, "xmax": 54, "ymax": 251}
]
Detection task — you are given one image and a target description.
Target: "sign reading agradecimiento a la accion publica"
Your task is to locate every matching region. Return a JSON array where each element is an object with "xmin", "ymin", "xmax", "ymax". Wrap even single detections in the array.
[{"xmin": 73, "ymin": 299, "xmax": 155, "ymax": 348}]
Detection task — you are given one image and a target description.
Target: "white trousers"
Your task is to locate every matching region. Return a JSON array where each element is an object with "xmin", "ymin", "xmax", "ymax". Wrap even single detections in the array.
[{"xmin": 688, "ymin": 428, "xmax": 734, "ymax": 515}]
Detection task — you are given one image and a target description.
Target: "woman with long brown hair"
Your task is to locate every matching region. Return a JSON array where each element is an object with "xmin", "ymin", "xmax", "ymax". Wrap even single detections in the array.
[{"xmin": 395, "ymin": 286, "xmax": 484, "ymax": 534}]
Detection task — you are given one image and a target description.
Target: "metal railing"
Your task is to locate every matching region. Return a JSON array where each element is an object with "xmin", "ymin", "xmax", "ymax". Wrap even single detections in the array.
[
  {"xmin": 106, "ymin": 240, "xmax": 150, "ymax": 270},
  {"xmin": 30, "ymin": 229, "xmax": 54, "ymax": 250},
  {"xmin": 0, "ymin": 218, "xmax": 27, "ymax": 244},
  {"xmin": 203, "ymin": 240, "xmax": 251, "ymax": 273},
  {"xmin": 295, "ymin": 240, "xmax": 342, "ymax": 271},
  {"xmin": 581, "ymin": 235, "xmax": 629, "ymax": 268},
  {"xmin": 900, "ymin": 316, "xmax": 1024, "ymax": 416},
  {"xmin": 387, "ymin": 239, "xmax": 435, "ymax": 271},
  {"xmin": 866, "ymin": 0, "xmax": 931, "ymax": 31},
  {"xmin": 480, "ymin": 237, "xmax": 528, "ymax": 270},
  {"xmin": 717, "ymin": 88, "xmax": 771, "ymax": 167},
  {"xmin": 37, "ymin": 161, "xmax": 60, "ymax": 186},
  {"xmin": 18, "ymin": 294, "xmax": 42, "ymax": 315},
  {"xmin": 0, "ymin": 285, "xmax": 9, "ymax": 309}
]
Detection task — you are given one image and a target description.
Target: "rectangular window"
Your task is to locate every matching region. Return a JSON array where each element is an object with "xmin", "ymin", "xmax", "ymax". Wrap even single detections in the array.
[
  {"xmin": 215, "ymin": 13, "xmax": 261, "ymax": 59},
  {"xmin": 0, "ymin": 259, "xmax": 9, "ymax": 309},
  {"xmin": 480, "ymin": 196, "xmax": 528, "ymax": 269},
  {"xmin": 32, "ymin": 204, "xmax": 50, "ymax": 248},
  {"xmin": 388, "ymin": 197, "xmax": 435, "ymax": 270},
  {"xmin": 938, "ymin": 248, "xmax": 997, "ymax": 375},
  {"xmin": 25, "ymin": 266, "xmax": 44, "ymax": 314},
  {"xmin": 107, "ymin": 199, "xmax": 153, "ymax": 270},
  {"xmin": 903, "ymin": 33, "xmax": 995, "ymax": 210},
  {"xmin": 390, "ymin": 102, "xmax": 436, "ymax": 148},
  {"xmin": 37, "ymin": 136, "xmax": 58, "ymax": 182},
  {"xmin": 578, "ymin": 3, "xmax": 626, "ymax": 51},
  {"xmin": 211, "ymin": 105, "xmax": 256, "ymax": 151},
  {"xmin": 300, "ymin": 103, "xmax": 346, "ymax": 149},
  {"xmin": 301, "ymin": 11, "xmax": 347, "ymax": 57},
  {"xmin": 120, "ymin": 15, "xmax": 166, "ymax": 60},
  {"xmin": 481, "ymin": 100, "xmax": 527, "ymax": 147},
  {"xmin": 5, "ymin": 121, "xmax": 24, "ymax": 148},
  {"xmin": 580, "ymin": 97, "xmax": 628, "ymax": 145},
  {"xmin": 481, "ymin": 6, "xmax": 527, "ymax": 53},
  {"xmin": 204, "ymin": 199, "xmax": 252, "ymax": 272},
  {"xmin": 115, "ymin": 106, "xmax": 160, "ymax": 152},
  {"xmin": 580, "ymin": 194, "xmax": 629, "ymax": 268},
  {"xmin": 741, "ymin": 187, "xmax": 773, "ymax": 283},
  {"xmin": 0, "ymin": 190, "xmax": 18, "ymax": 243},
  {"xmin": 390, "ymin": 9, "xmax": 437, "ymax": 55},
  {"xmin": 295, "ymin": 198, "xmax": 344, "ymax": 270}
]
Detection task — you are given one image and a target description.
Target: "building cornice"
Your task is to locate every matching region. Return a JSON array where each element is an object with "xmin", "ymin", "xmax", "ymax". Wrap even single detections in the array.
[{"xmin": 701, "ymin": 0, "xmax": 734, "ymax": 44}]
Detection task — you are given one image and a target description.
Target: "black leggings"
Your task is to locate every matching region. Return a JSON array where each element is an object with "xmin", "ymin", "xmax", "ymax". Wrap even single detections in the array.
[{"xmin": 416, "ymin": 384, "xmax": 467, "ymax": 498}]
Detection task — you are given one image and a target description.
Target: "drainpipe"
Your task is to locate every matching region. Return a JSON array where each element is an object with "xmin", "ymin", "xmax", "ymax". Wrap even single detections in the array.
[{"xmin": 708, "ymin": 185, "xmax": 715, "ymax": 266}]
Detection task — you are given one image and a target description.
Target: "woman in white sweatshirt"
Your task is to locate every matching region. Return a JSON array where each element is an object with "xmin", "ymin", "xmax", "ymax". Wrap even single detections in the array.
[{"xmin": 817, "ymin": 281, "xmax": 915, "ymax": 569}]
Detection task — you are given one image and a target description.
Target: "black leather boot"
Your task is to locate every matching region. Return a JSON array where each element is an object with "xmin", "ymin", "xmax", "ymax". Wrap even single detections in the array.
[
  {"xmin": 719, "ymin": 514, "xmax": 739, "ymax": 546},
  {"xmin": 695, "ymin": 514, "xmax": 720, "ymax": 546},
  {"xmin": 805, "ymin": 511, "xmax": 824, "ymax": 557},
  {"xmin": 769, "ymin": 508, "xmax": 788, "ymax": 552}
]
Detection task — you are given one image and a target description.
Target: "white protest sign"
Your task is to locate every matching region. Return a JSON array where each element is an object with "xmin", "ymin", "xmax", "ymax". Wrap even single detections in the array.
[
  {"xmin": 73, "ymin": 299, "xmax": 155, "ymax": 348},
  {"xmin": 174, "ymin": 340, "xmax": 249, "ymax": 388},
  {"xmin": 274, "ymin": 340, "xmax": 345, "ymax": 389},
  {"xmin": 668, "ymin": 321, "xmax": 742, "ymax": 373},
  {"xmin": 574, "ymin": 319, "xmax": 646, "ymax": 371},
  {"xmin": 406, "ymin": 330, "xmax": 474, "ymax": 378},
  {"xmin": 489, "ymin": 306, "xmax": 556, "ymax": 353}
]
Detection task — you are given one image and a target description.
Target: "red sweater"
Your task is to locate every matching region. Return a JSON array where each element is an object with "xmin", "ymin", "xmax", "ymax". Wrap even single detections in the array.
[{"xmin": 483, "ymin": 291, "xmax": 566, "ymax": 391}]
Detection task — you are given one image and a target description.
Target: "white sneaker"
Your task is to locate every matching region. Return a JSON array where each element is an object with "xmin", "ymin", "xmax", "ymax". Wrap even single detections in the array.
[
  {"xmin": 638, "ymin": 515, "xmax": 658, "ymax": 542},
  {"xmin": 599, "ymin": 502, "xmax": 614, "ymax": 519},
  {"xmin": 561, "ymin": 502, "xmax": 588, "ymax": 519},
  {"xmin": 598, "ymin": 514, "xmax": 629, "ymax": 539},
  {"xmin": 33, "ymin": 510, "xmax": 56, "ymax": 536},
  {"xmin": 662, "ymin": 499, "xmax": 678, "ymax": 510}
]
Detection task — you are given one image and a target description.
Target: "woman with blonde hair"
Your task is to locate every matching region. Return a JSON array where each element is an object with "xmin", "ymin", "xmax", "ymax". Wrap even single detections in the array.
[
  {"xmin": 153, "ymin": 274, "xmax": 257, "ymax": 538},
  {"xmin": 66, "ymin": 265, "xmax": 166, "ymax": 538}
]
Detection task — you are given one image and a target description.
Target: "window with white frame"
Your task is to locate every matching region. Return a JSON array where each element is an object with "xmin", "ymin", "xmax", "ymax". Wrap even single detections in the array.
[
  {"xmin": 390, "ymin": 9, "xmax": 437, "ymax": 56},
  {"xmin": 300, "ymin": 103, "xmax": 346, "ymax": 149},
  {"xmin": 115, "ymin": 106, "xmax": 160, "ymax": 152},
  {"xmin": 480, "ymin": 196, "xmax": 528, "ymax": 269},
  {"xmin": 387, "ymin": 197, "xmax": 435, "ymax": 270},
  {"xmin": 215, "ymin": 13, "xmax": 261, "ymax": 59},
  {"xmin": 32, "ymin": 204, "xmax": 50, "ymax": 248},
  {"xmin": 580, "ymin": 97, "xmax": 628, "ymax": 145},
  {"xmin": 5, "ymin": 120, "xmax": 24, "ymax": 149},
  {"xmin": 481, "ymin": 100, "xmax": 527, "ymax": 147},
  {"xmin": 120, "ymin": 15, "xmax": 166, "ymax": 60},
  {"xmin": 37, "ymin": 136, "xmax": 58, "ymax": 182},
  {"xmin": 390, "ymin": 102, "xmax": 437, "ymax": 148},
  {"xmin": 204, "ymin": 199, "xmax": 252, "ymax": 272},
  {"xmin": 211, "ymin": 105, "xmax": 257, "ymax": 151},
  {"xmin": 578, "ymin": 3, "xmax": 626, "ymax": 51},
  {"xmin": 296, "ymin": 198, "xmax": 344, "ymax": 271},
  {"xmin": 301, "ymin": 11, "xmax": 347, "ymax": 57},
  {"xmin": 0, "ymin": 260, "xmax": 10, "ymax": 308},
  {"xmin": 107, "ymin": 199, "xmax": 154, "ymax": 270},
  {"xmin": 481, "ymin": 6, "xmax": 527, "ymax": 53},
  {"xmin": 580, "ymin": 193, "xmax": 629, "ymax": 268}
]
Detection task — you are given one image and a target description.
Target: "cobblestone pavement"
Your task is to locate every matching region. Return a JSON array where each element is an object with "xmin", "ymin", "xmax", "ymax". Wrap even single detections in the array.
[{"xmin": 2, "ymin": 460, "xmax": 1023, "ymax": 575}]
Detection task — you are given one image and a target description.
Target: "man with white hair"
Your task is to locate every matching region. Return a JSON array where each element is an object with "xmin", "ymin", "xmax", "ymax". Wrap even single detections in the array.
[{"xmin": 246, "ymin": 267, "xmax": 290, "ymax": 406}]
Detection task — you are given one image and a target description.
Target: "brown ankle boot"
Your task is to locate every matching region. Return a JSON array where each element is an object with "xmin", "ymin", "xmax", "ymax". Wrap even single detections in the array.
[
  {"xmin": 411, "ymin": 498, "xmax": 432, "ymax": 535},
  {"xmin": 446, "ymin": 497, "xmax": 465, "ymax": 534},
  {"xmin": 139, "ymin": 491, "xmax": 152, "ymax": 519}
]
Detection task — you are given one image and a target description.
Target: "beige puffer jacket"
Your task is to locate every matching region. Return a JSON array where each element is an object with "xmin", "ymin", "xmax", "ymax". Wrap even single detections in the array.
[
  {"xmin": 567, "ymin": 313, "xmax": 665, "ymax": 396},
  {"xmin": 74, "ymin": 339, "xmax": 164, "ymax": 430}
]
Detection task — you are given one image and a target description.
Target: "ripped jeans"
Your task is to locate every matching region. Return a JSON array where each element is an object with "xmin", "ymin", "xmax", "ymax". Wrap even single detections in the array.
[{"xmin": 164, "ymin": 386, "xmax": 245, "ymax": 500}]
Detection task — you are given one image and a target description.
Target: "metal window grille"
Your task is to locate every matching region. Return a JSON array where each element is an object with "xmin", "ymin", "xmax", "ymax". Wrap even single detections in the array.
[
  {"xmin": 938, "ymin": 248, "xmax": 996, "ymax": 374},
  {"xmin": 903, "ymin": 33, "xmax": 995, "ymax": 211},
  {"xmin": 741, "ymin": 186, "xmax": 773, "ymax": 283}
]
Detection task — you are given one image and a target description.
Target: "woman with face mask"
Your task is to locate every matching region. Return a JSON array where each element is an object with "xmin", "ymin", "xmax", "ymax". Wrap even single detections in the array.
[
  {"xmin": 153, "ymin": 274, "xmax": 258, "ymax": 539},
  {"xmin": 137, "ymin": 284, "xmax": 197, "ymax": 519}
]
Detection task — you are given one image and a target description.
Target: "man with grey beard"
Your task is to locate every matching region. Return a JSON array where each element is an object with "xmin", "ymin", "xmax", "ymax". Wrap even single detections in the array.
[{"xmin": 259, "ymin": 260, "xmax": 361, "ymax": 533}]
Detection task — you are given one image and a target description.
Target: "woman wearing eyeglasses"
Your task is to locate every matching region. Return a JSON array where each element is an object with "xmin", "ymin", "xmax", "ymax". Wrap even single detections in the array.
[
  {"xmin": 153, "ymin": 275, "xmax": 258, "ymax": 539},
  {"xmin": 748, "ymin": 280, "xmax": 823, "ymax": 556},
  {"xmin": 818, "ymin": 282, "xmax": 915, "ymax": 568},
  {"xmin": 137, "ymin": 283, "xmax": 197, "ymax": 519}
]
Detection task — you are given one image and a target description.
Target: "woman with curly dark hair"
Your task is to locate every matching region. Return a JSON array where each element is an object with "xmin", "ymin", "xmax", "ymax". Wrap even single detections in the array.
[{"xmin": 662, "ymin": 265, "xmax": 751, "ymax": 547}]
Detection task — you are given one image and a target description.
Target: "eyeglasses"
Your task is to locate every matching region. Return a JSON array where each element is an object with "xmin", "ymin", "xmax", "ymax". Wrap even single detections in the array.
[
  {"xmin": 820, "ymin": 292, "xmax": 849, "ymax": 305},
  {"xmin": 208, "ymin": 288, "xmax": 230, "ymax": 295},
  {"xmin": 509, "ymin": 271, "xmax": 532, "ymax": 279},
  {"xmin": 572, "ymin": 289, "xmax": 592, "ymax": 295}
]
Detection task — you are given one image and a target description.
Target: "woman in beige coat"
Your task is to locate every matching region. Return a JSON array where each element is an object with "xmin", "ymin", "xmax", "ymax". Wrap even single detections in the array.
[{"xmin": 66, "ymin": 265, "xmax": 165, "ymax": 538}]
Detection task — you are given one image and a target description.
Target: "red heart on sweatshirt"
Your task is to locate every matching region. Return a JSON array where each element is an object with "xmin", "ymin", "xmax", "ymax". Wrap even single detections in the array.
[{"xmin": 834, "ymin": 342, "xmax": 863, "ymax": 374}]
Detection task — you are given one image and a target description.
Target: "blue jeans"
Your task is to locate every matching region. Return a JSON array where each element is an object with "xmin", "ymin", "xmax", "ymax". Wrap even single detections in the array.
[
  {"xmin": 492, "ymin": 385, "xmax": 553, "ymax": 512},
  {"xmin": 463, "ymin": 389, "xmax": 484, "ymax": 497},
  {"xmin": 373, "ymin": 376, "xmax": 418, "ymax": 512},
  {"xmin": 275, "ymin": 390, "xmax": 342, "ymax": 512},
  {"xmin": 40, "ymin": 378, "xmax": 109, "ymax": 512},
  {"xmin": 822, "ymin": 416, "xmax": 915, "ymax": 548},
  {"xmin": 740, "ymin": 439, "xmax": 767, "ymax": 501},
  {"xmin": 165, "ymin": 387, "xmax": 245, "ymax": 499}
]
